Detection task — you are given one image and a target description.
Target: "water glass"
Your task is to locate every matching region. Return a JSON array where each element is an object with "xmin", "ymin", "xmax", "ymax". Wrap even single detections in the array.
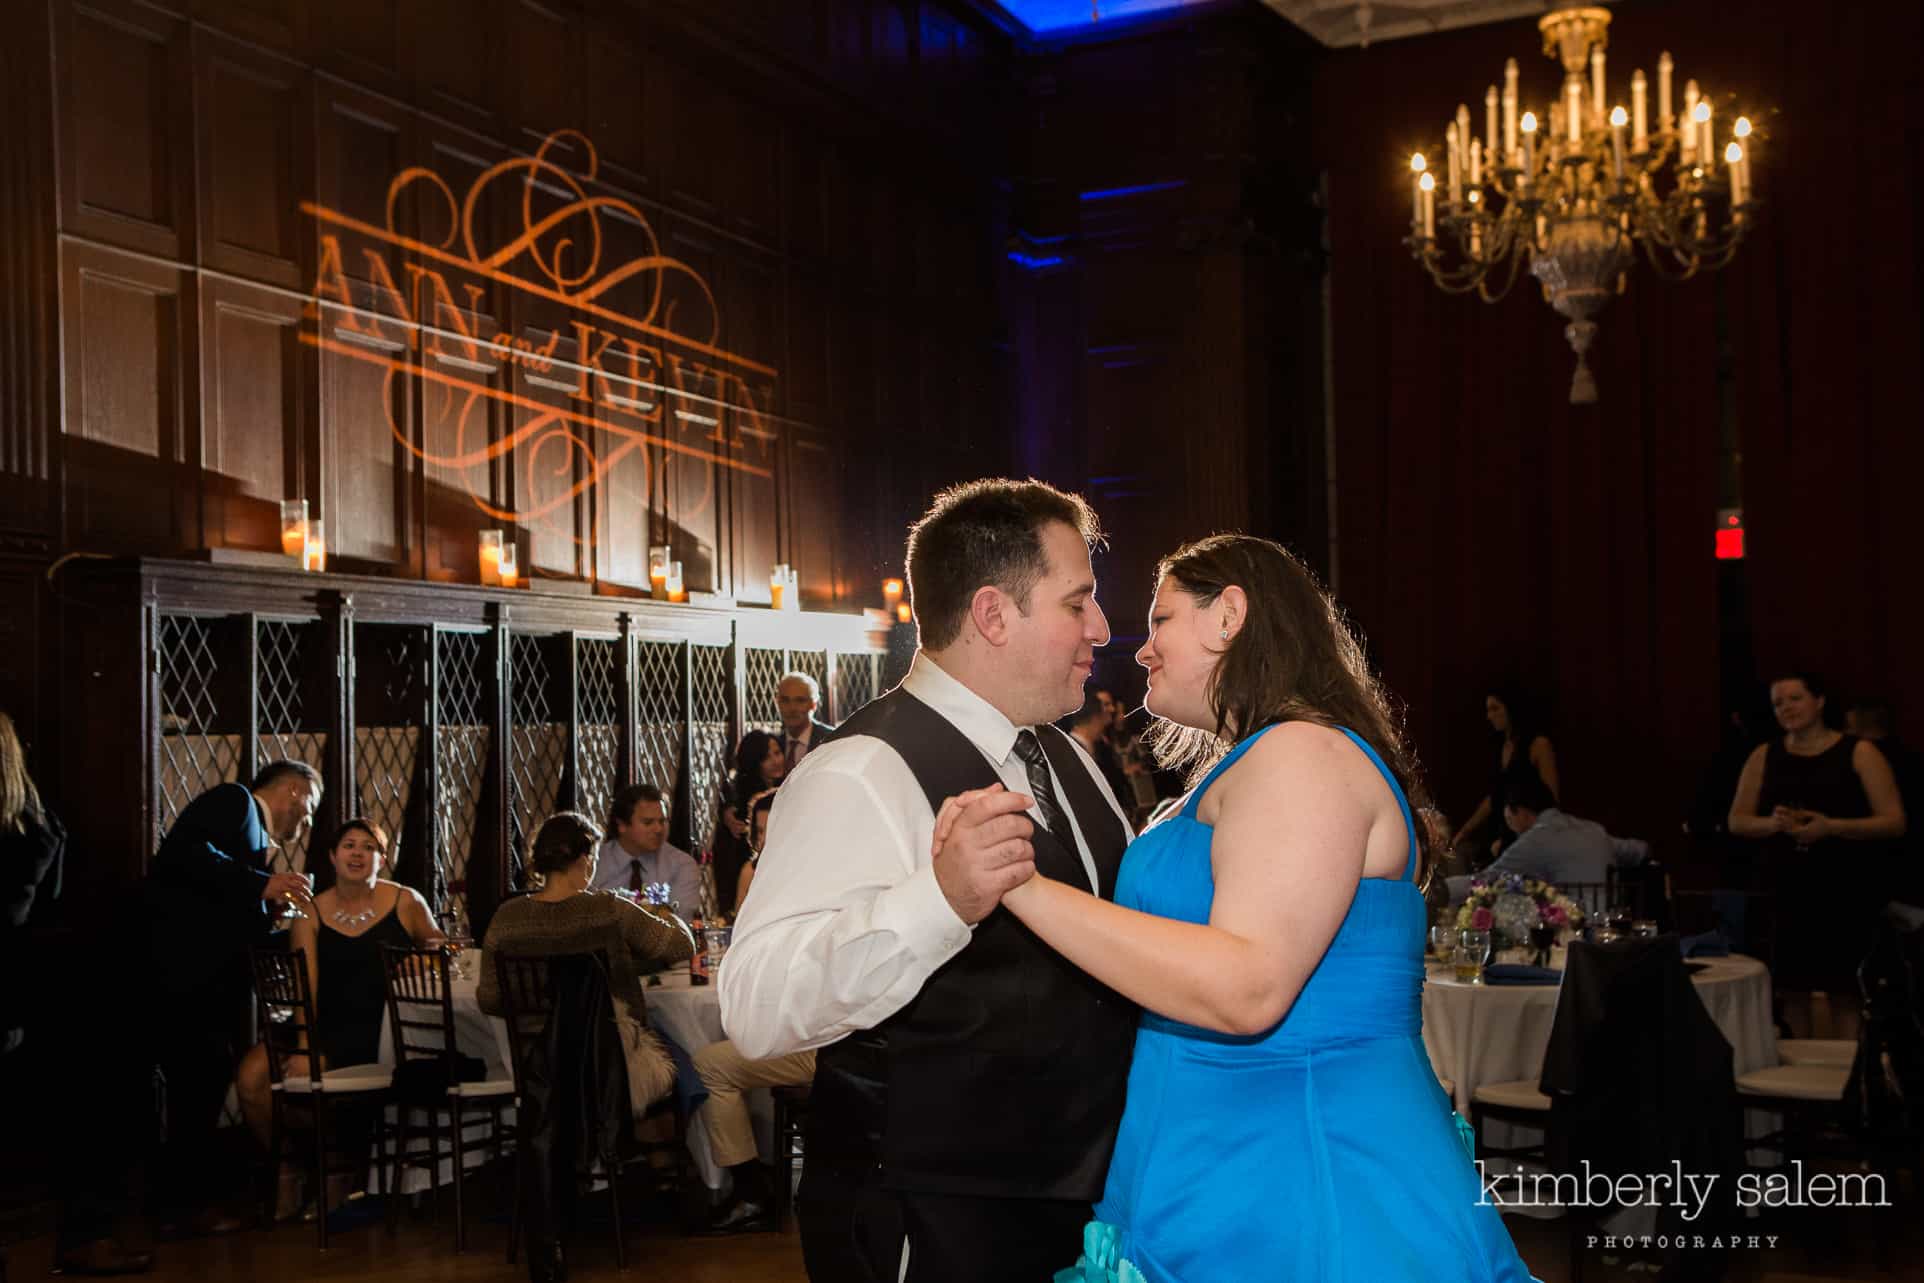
[
  {"xmin": 1454, "ymin": 928, "xmax": 1491, "ymax": 984},
  {"xmin": 1428, "ymin": 923, "xmax": 1456, "ymax": 962},
  {"xmin": 702, "ymin": 923, "xmax": 732, "ymax": 976}
]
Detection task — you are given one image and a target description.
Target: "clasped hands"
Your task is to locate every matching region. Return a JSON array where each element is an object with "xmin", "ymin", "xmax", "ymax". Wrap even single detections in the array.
[
  {"xmin": 930, "ymin": 785, "xmax": 1042, "ymax": 924},
  {"xmin": 1770, "ymin": 806, "xmax": 1832, "ymax": 846}
]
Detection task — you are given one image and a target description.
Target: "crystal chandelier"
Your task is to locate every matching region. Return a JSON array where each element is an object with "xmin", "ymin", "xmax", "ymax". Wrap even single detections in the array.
[{"xmin": 1404, "ymin": 4, "xmax": 1757, "ymax": 403}]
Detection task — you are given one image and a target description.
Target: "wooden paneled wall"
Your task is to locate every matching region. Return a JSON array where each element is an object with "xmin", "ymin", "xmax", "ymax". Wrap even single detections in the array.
[{"xmin": 22, "ymin": 0, "xmax": 1016, "ymax": 619}]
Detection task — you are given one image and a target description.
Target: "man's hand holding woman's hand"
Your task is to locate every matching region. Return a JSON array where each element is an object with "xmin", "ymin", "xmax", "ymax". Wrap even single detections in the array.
[{"xmin": 930, "ymin": 784, "xmax": 1038, "ymax": 924}]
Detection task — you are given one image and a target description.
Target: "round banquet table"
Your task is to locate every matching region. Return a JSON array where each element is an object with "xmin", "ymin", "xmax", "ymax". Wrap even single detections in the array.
[
  {"xmin": 373, "ymin": 955, "xmax": 768, "ymax": 1193},
  {"xmin": 1422, "ymin": 952, "xmax": 1779, "ymax": 1116}
]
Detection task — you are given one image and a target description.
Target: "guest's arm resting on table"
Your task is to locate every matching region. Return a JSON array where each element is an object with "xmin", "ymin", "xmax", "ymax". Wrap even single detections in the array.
[
  {"xmin": 958, "ymin": 724, "xmax": 1372, "ymax": 1037},
  {"xmin": 1787, "ymin": 741, "xmax": 1908, "ymax": 842},
  {"xmin": 620, "ymin": 896, "xmax": 696, "ymax": 962},
  {"xmin": 718, "ymin": 745, "xmax": 1030, "ymax": 1060}
]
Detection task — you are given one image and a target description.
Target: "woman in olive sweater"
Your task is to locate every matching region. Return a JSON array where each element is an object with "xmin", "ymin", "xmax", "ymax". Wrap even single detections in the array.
[{"xmin": 479, "ymin": 811, "xmax": 695, "ymax": 1117}]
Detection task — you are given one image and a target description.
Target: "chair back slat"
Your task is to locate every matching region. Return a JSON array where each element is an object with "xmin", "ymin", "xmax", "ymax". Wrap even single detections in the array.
[
  {"xmin": 380, "ymin": 945, "xmax": 460, "ymax": 1070},
  {"xmin": 250, "ymin": 947, "xmax": 323, "ymax": 1088}
]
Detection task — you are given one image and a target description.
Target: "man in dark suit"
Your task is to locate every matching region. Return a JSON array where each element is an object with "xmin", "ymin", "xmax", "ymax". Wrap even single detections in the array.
[
  {"xmin": 776, "ymin": 672, "xmax": 837, "ymax": 771},
  {"xmin": 141, "ymin": 761, "xmax": 319, "ymax": 1234}
]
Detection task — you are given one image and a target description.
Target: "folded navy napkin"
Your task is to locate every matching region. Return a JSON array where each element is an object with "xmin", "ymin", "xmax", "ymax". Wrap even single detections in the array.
[
  {"xmin": 1680, "ymin": 929, "xmax": 1731, "ymax": 958},
  {"xmin": 1481, "ymin": 964, "xmax": 1561, "ymax": 985}
]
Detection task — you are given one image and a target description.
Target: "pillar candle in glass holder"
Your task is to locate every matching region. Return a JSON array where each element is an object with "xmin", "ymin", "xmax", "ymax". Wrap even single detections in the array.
[
  {"xmin": 302, "ymin": 520, "xmax": 326, "ymax": 573},
  {"xmin": 280, "ymin": 500, "xmax": 308, "ymax": 557},
  {"xmin": 784, "ymin": 566, "xmax": 799, "ymax": 611},
  {"xmin": 647, "ymin": 545, "xmax": 671, "ymax": 598},
  {"xmin": 665, "ymin": 561, "xmax": 685, "ymax": 602},
  {"xmin": 498, "ymin": 543, "xmax": 519, "ymax": 589},
  {"xmin": 479, "ymin": 530, "xmax": 505, "ymax": 585},
  {"xmin": 895, "ymin": 601, "xmax": 912, "ymax": 625},
  {"xmin": 769, "ymin": 563, "xmax": 787, "ymax": 610},
  {"xmin": 883, "ymin": 578, "xmax": 904, "ymax": 608}
]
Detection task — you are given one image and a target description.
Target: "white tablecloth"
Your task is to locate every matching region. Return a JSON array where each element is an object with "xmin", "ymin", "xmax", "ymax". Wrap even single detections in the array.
[
  {"xmin": 1423, "ymin": 952, "xmax": 1777, "ymax": 1113},
  {"xmin": 373, "ymin": 955, "xmax": 768, "ymax": 1192}
]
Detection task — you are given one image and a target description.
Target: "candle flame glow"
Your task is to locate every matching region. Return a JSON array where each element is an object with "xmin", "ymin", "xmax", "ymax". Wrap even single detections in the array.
[
  {"xmin": 1610, "ymin": 106, "xmax": 1628, "ymax": 128},
  {"xmin": 1734, "ymin": 116, "xmax": 1752, "ymax": 138},
  {"xmin": 1520, "ymin": 112, "xmax": 1538, "ymax": 134}
]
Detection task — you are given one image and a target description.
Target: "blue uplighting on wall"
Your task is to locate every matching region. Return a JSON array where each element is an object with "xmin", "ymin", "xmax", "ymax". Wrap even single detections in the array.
[
  {"xmin": 996, "ymin": 1, "xmax": 1200, "ymax": 35},
  {"xmin": 1078, "ymin": 180, "xmax": 1188, "ymax": 202},
  {"xmin": 1007, "ymin": 250, "xmax": 1066, "ymax": 270}
]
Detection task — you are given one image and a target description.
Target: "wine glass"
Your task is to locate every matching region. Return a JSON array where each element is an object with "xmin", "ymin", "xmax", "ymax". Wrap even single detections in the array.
[
  {"xmin": 278, "ymin": 871, "xmax": 315, "ymax": 923},
  {"xmin": 1454, "ymin": 929, "xmax": 1492, "ymax": 984},
  {"xmin": 1428, "ymin": 923, "xmax": 1456, "ymax": 963}
]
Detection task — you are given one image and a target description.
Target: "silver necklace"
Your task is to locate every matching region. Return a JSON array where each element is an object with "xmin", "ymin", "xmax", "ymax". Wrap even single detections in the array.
[{"xmin": 331, "ymin": 900, "xmax": 379, "ymax": 929}]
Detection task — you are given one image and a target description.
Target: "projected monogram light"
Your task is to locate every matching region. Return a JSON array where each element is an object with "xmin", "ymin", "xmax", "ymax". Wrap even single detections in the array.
[{"xmin": 302, "ymin": 129, "xmax": 778, "ymax": 535}]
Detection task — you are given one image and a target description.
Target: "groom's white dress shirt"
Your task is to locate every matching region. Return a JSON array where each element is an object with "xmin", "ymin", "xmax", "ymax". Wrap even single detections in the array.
[{"xmin": 718, "ymin": 652, "xmax": 1130, "ymax": 1061}]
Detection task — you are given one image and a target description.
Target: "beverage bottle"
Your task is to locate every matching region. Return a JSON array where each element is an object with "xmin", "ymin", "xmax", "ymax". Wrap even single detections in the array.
[{"xmin": 689, "ymin": 914, "xmax": 709, "ymax": 985}]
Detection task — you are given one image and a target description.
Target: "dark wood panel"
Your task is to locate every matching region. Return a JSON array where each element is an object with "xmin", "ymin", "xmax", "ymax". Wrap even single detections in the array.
[
  {"xmin": 582, "ymin": 19, "xmax": 647, "ymax": 190},
  {"xmin": 646, "ymin": 52, "xmax": 720, "ymax": 216},
  {"xmin": 198, "ymin": 276, "xmax": 308, "ymax": 550},
  {"xmin": 191, "ymin": 0, "xmax": 303, "ymax": 54},
  {"xmin": 313, "ymin": 81, "xmax": 413, "ymax": 293},
  {"xmin": 412, "ymin": 0, "xmax": 499, "ymax": 127},
  {"xmin": 0, "ymin": 0, "xmax": 58, "ymax": 521},
  {"xmin": 58, "ymin": 0, "xmax": 191, "ymax": 258},
  {"xmin": 787, "ymin": 427, "xmax": 840, "ymax": 607},
  {"xmin": 60, "ymin": 241, "xmax": 196, "ymax": 549},
  {"xmin": 310, "ymin": 0, "xmax": 405, "ymax": 92},
  {"xmin": 197, "ymin": 33, "xmax": 309, "ymax": 288},
  {"xmin": 506, "ymin": 0, "xmax": 581, "ymax": 148}
]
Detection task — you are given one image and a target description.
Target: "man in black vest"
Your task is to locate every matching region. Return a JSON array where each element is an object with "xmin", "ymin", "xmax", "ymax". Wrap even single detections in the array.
[{"xmin": 720, "ymin": 479, "xmax": 1136, "ymax": 1282}]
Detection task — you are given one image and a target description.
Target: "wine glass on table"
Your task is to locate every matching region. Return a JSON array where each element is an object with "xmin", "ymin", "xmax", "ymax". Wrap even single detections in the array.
[
  {"xmin": 442, "ymin": 903, "xmax": 474, "ymax": 982},
  {"xmin": 1454, "ymin": 929, "xmax": 1492, "ymax": 985}
]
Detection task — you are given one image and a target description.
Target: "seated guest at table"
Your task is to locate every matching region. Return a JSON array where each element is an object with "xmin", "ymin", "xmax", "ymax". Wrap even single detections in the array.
[
  {"xmin": 1451, "ymin": 686, "xmax": 1560, "ymax": 857},
  {"xmin": 692, "ymin": 1032, "xmax": 815, "ymax": 1234},
  {"xmin": 711, "ymin": 731, "xmax": 787, "ymax": 911},
  {"xmin": 1443, "ymin": 776, "xmax": 1623, "ymax": 904},
  {"xmin": 732, "ymin": 789, "xmax": 777, "ymax": 914},
  {"xmin": 479, "ymin": 812, "xmax": 696, "ymax": 1125},
  {"xmin": 588, "ymin": 783, "xmax": 703, "ymax": 913},
  {"xmin": 235, "ymin": 819, "xmax": 442, "ymax": 1199},
  {"xmin": 1727, "ymin": 671, "xmax": 1906, "ymax": 1016}
]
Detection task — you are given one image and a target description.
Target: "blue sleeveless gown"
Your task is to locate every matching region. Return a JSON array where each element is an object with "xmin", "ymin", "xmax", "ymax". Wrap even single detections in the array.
[{"xmin": 1062, "ymin": 726, "xmax": 1537, "ymax": 1283}]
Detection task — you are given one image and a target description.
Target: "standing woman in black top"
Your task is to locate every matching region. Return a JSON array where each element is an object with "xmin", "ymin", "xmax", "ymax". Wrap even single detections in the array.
[
  {"xmin": 1, "ymin": 711, "xmax": 63, "ymax": 1057},
  {"xmin": 1728, "ymin": 672, "xmax": 1907, "ymax": 1003},
  {"xmin": 1451, "ymin": 687, "xmax": 1561, "ymax": 857}
]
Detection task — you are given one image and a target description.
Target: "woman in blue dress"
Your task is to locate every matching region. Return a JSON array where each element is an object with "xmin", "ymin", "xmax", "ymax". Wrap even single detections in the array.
[{"xmin": 939, "ymin": 534, "xmax": 1537, "ymax": 1283}]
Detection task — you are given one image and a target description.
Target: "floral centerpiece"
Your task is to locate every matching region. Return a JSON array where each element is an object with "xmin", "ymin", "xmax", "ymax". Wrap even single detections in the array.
[{"xmin": 1455, "ymin": 874, "xmax": 1586, "ymax": 964}]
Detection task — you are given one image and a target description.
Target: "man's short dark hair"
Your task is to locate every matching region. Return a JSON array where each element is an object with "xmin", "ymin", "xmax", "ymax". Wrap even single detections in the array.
[
  {"xmin": 607, "ymin": 783, "xmax": 665, "ymax": 836},
  {"xmin": 1504, "ymin": 774, "xmax": 1557, "ymax": 817},
  {"xmin": 251, "ymin": 759, "xmax": 322, "ymax": 794},
  {"xmin": 905, "ymin": 478, "xmax": 1102, "ymax": 651}
]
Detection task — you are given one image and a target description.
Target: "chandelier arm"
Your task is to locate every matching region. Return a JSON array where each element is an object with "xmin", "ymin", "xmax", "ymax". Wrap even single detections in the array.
[{"xmin": 1475, "ymin": 242, "xmax": 1531, "ymax": 303}]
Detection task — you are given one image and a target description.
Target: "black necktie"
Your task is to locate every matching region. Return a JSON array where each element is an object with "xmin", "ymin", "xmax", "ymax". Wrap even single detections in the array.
[{"xmin": 1012, "ymin": 729, "xmax": 1079, "ymax": 859}]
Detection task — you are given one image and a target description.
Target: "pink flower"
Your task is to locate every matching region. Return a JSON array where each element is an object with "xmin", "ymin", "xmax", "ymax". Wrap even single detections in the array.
[
  {"xmin": 1471, "ymin": 907, "xmax": 1494, "ymax": 930},
  {"xmin": 1545, "ymin": 905, "xmax": 1568, "ymax": 926}
]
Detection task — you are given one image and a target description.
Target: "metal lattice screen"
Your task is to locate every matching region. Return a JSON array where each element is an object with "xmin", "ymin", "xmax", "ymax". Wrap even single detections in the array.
[
  {"xmin": 790, "ymin": 649, "xmax": 828, "ymax": 696},
  {"xmin": 354, "ymin": 626, "xmax": 424, "ymax": 878},
  {"xmin": 436, "ymin": 630, "xmax": 491, "ymax": 915},
  {"xmin": 156, "ymin": 614, "xmax": 241, "ymax": 841},
  {"xmin": 834, "ymin": 651, "xmax": 882, "ymax": 721},
  {"xmin": 256, "ymin": 619, "xmax": 326, "ymax": 873},
  {"xmin": 689, "ymin": 643, "xmax": 734, "ymax": 852},
  {"xmin": 509, "ymin": 633, "xmax": 567, "ymax": 875},
  {"xmin": 576, "ymin": 636, "xmax": 621, "ymax": 833},
  {"xmin": 635, "ymin": 640, "xmax": 685, "ymax": 803},
  {"xmin": 742, "ymin": 646, "xmax": 785, "ymax": 734}
]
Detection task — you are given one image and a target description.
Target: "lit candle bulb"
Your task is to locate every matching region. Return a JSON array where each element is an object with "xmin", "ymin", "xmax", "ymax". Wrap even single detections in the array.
[
  {"xmin": 1658, "ymin": 53, "xmax": 1674, "ymax": 131},
  {"xmin": 895, "ymin": 601, "xmax": 912, "ymax": 625},
  {"xmin": 1734, "ymin": 116, "xmax": 1754, "ymax": 193},
  {"xmin": 497, "ymin": 543, "xmax": 518, "ymax": 589},
  {"xmin": 1609, "ymin": 106, "xmax": 1627, "ymax": 181},
  {"xmin": 1445, "ymin": 122, "xmax": 1461, "ymax": 204},
  {"xmin": 883, "ymin": 578, "xmax": 904, "ymax": 607},
  {"xmin": 1696, "ymin": 98, "xmax": 1713, "ymax": 167},
  {"xmin": 1418, "ymin": 172, "xmax": 1435, "ymax": 240},
  {"xmin": 479, "ymin": 530, "xmax": 504, "ymax": 586},
  {"xmin": 1725, "ymin": 141, "xmax": 1746, "ymax": 209},
  {"xmin": 1485, "ymin": 86, "xmax": 1499, "ymax": 159},
  {"xmin": 1590, "ymin": 47, "xmax": 1606, "ymax": 126},
  {"xmin": 1519, "ymin": 111, "xmax": 1538, "ymax": 186},
  {"xmin": 280, "ymin": 499, "xmax": 307, "ymax": 557},
  {"xmin": 1454, "ymin": 102, "xmax": 1472, "ymax": 189},
  {"xmin": 665, "ymin": 561, "xmax": 685, "ymax": 603},
  {"xmin": 648, "ymin": 545, "xmax": 670, "ymax": 599},
  {"xmin": 770, "ymin": 564, "xmax": 787, "ymax": 610},
  {"xmin": 302, "ymin": 520, "xmax": 326, "ymax": 573},
  {"xmin": 1469, "ymin": 137, "xmax": 1482, "ymax": 186},
  {"xmin": 1681, "ymin": 80, "xmax": 1700, "ymax": 161},
  {"xmin": 1631, "ymin": 70, "xmax": 1648, "ymax": 151}
]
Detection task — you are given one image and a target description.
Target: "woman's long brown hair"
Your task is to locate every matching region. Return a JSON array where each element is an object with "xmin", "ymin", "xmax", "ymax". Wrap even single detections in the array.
[{"xmin": 1148, "ymin": 534, "xmax": 1433, "ymax": 879}]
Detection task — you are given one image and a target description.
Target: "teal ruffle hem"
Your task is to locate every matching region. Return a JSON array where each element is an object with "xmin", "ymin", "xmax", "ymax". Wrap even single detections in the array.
[{"xmin": 1054, "ymin": 1220, "xmax": 1148, "ymax": 1283}]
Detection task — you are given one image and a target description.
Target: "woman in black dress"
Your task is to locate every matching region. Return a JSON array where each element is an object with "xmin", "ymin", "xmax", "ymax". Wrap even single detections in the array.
[
  {"xmin": 1728, "ymin": 672, "xmax": 1907, "ymax": 1006},
  {"xmin": 710, "ymin": 730, "xmax": 787, "ymax": 908},
  {"xmin": 235, "ymin": 818, "xmax": 443, "ymax": 1212},
  {"xmin": 1451, "ymin": 687, "xmax": 1561, "ymax": 856}
]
